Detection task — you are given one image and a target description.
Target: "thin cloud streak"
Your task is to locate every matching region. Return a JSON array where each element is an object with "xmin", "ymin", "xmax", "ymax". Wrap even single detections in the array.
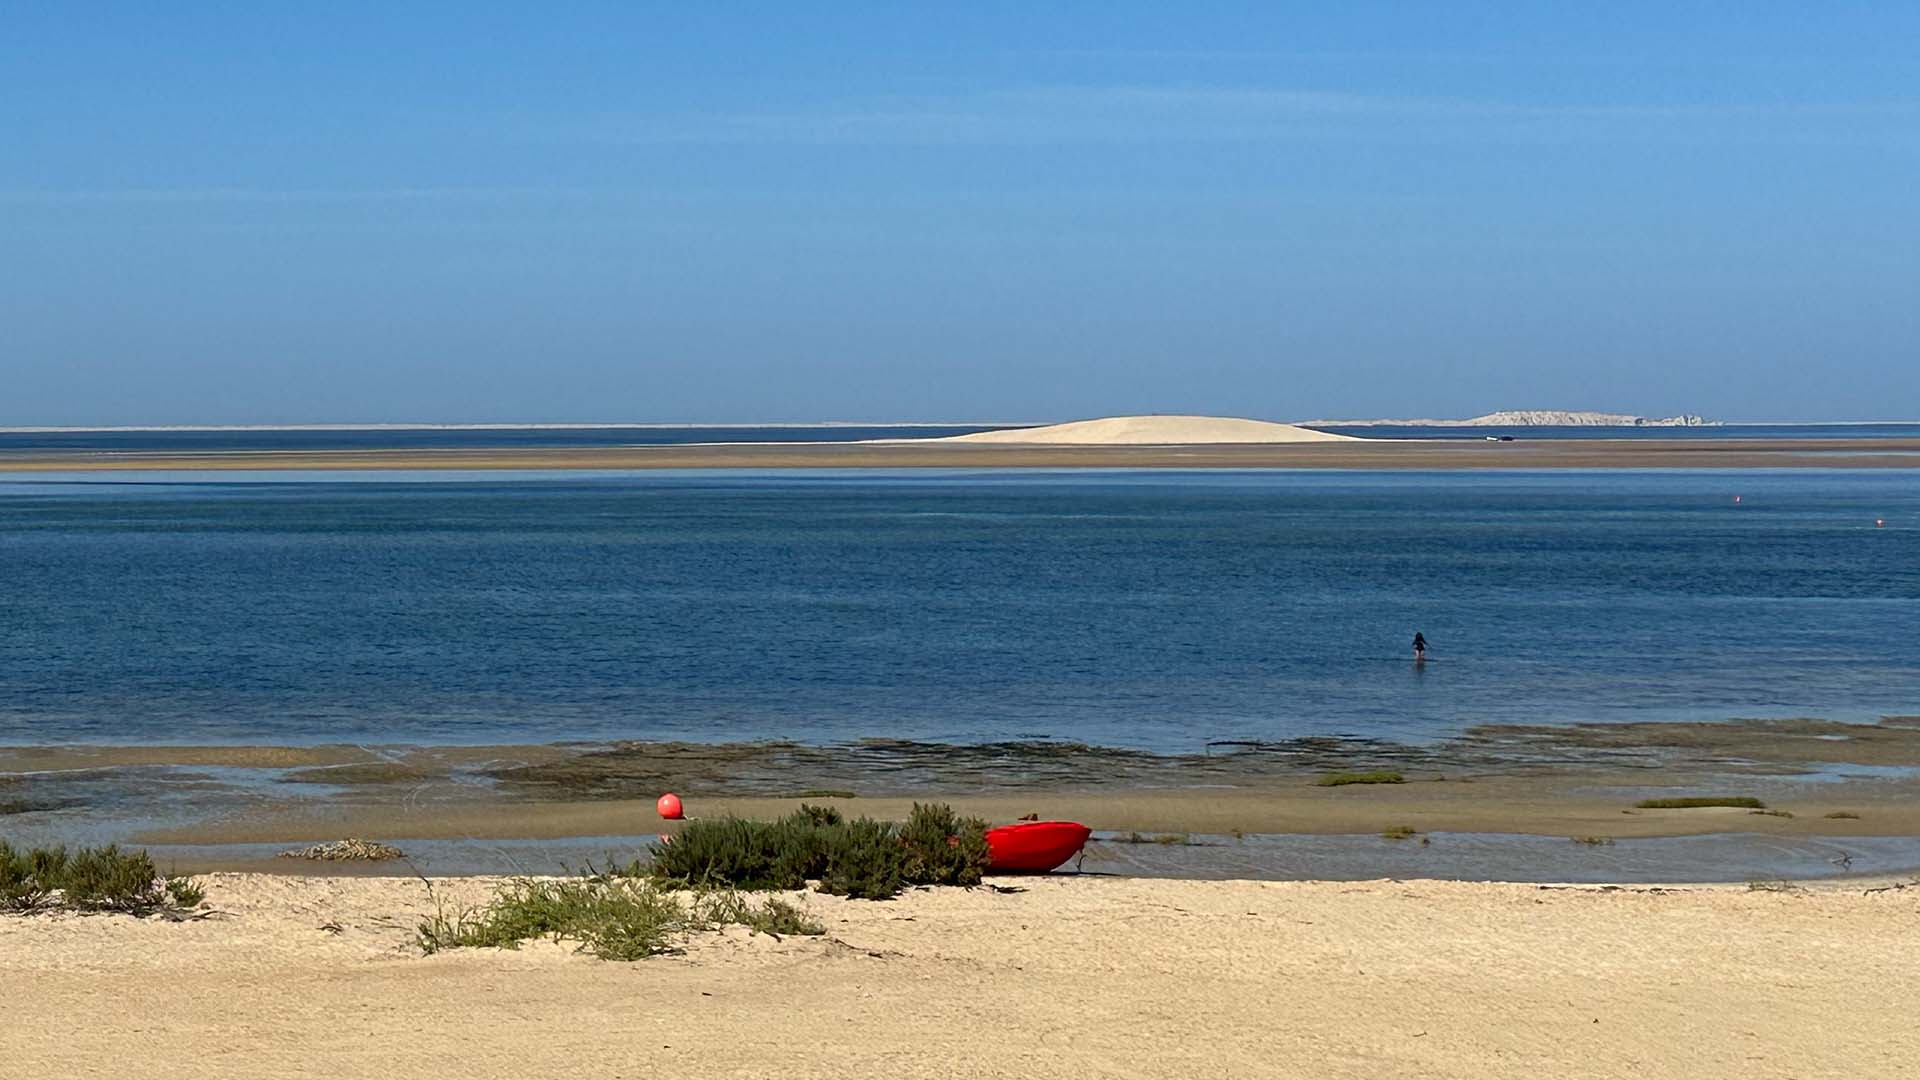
[
  {"xmin": 0, "ymin": 187, "xmax": 599, "ymax": 205},
  {"xmin": 552, "ymin": 85, "xmax": 1920, "ymax": 147}
]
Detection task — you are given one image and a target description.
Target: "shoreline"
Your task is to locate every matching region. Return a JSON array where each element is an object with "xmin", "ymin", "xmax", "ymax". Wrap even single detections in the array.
[
  {"xmin": 6, "ymin": 435, "xmax": 1920, "ymax": 471},
  {"xmin": 9, "ymin": 719, "xmax": 1920, "ymax": 878}
]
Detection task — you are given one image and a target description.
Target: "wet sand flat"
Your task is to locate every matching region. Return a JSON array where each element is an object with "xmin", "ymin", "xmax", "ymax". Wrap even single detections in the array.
[
  {"xmin": 5, "ymin": 436, "xmax": 1920, "ymax": 470},
  {"xmin": 117, "ymin": 781, "xmax": 1920, "ymax": 855},
  {"xmin": 10, "ymin": 720, "xmax": 1920, "ymax": 867},
  {"xmin": 3, "ymin": 873, "xmax": 1916, "ymax": 1078}
]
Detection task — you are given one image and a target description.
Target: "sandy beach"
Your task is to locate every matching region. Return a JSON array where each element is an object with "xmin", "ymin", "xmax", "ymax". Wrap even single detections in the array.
[
  {"xmin": 4, "ymin": 872, "xmax": 1916, "ymax": 1078},
  {"xmin": 5, "ymin": 435, "xmax": 1920, "ymax": 471}
]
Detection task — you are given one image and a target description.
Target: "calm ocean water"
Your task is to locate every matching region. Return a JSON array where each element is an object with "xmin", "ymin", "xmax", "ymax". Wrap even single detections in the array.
[
  {"xmin": 0, "ymin": 425, "xmax": 1002, "ymax": 454},
  {"xmin": 1, "ymin": 469, "xmax": 1915, "ymax": 751},
  {"xmin": 2, "ymin": 423, "xmax": 1918, "ymax": 454}
]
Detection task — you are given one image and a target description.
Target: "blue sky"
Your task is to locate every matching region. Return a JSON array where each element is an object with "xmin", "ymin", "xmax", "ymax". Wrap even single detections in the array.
[{"xmin": 3, "ymin": 3, "xmax": 1916, "ymax": 424}]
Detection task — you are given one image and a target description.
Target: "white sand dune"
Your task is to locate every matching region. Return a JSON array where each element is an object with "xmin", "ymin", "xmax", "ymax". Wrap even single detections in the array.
[{"xmin": 942, "ymin": 414, "xmax": 1358, "ymax": 445}]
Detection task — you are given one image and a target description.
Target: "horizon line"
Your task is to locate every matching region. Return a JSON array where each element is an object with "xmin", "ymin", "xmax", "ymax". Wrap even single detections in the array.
[{"xmin": 6, "ymin": 418, "xmax": 1920, "ymax": 434}]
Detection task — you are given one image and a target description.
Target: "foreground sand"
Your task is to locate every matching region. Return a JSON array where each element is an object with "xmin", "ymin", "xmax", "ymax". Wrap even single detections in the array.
[{"xmin": 5, "ymin": 874, "xmax": 1916, "ymax": 1078}]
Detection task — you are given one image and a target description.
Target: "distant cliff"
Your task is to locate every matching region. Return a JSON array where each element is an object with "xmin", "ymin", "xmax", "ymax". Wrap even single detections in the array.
[
  {"xmin": 1459, "ymin": 411, "xmax": 1713, "ymax": 427},
  {"xmin": 1309, "ymin": 411, "xmax": 1716, "ymax": 427}
]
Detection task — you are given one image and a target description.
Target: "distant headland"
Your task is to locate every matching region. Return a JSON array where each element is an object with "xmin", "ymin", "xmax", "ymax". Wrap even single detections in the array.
[{"xmin": 1308, "ymin": 410, "xmax": 1716, "ymax": 427}]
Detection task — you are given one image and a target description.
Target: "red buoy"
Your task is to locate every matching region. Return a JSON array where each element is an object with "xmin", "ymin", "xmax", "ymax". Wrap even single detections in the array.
[{"xmin": 656, "ymin": 792, "xmax": 684, "ymax": 820}]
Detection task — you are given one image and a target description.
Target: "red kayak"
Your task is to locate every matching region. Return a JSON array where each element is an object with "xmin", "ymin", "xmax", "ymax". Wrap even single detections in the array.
[{"xmin": 985, "ymin": 821, "xmax": 1092, "ymax": 873}]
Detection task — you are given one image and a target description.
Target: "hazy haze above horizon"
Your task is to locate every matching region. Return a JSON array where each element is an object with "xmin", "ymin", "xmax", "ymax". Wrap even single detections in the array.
[{"xmin": 3, "ymin": 4, "xmax": 1916, "ymax": 425}]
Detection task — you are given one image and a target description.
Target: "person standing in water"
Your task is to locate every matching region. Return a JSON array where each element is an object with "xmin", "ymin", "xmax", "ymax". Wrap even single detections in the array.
[{"xmin": 1412, "ymin": 631, "xmax": 1428, "ymax": 662}]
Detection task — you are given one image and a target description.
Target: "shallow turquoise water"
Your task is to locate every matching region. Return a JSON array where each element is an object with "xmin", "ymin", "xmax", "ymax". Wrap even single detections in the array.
[{"xmin": 1, "ymin": 469, "xmax": 1914, "ymax": 751}]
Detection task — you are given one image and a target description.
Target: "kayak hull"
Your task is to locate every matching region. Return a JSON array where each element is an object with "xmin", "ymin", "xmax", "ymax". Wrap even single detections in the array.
[{"xmin": 985, "ymin": 821, "xmax": 1091, "ymax": 873}]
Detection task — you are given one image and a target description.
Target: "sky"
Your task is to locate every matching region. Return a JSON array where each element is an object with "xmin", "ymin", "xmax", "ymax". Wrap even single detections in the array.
[{"xmin": 2, "ymin": 3, "xmax": 1916, "ymax": 425}]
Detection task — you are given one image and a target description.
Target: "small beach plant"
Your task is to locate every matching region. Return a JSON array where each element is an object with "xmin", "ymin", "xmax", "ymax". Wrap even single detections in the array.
[
  {"xmin": 415, "ymin": 873, "xmax": 824, "ymax": 961},
  {"xmin": 794, "ymin": 803, "xmax": 844, "ymax": 828},
  {"xmin": 1317, "ymin": 771, "xmax": 1406, "ymax": 787},
  {"xmin": 1633, "ymin": 796, "xmax": 1765, "ymax": 810}
]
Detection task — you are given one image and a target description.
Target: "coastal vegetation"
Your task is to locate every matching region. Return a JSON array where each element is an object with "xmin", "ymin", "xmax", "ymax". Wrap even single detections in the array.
[
  {"xmin": 1317, "ymin": 771, "xmax": 1406, "ymax": 787},
  {"xmin": 1633, "ymin": 796, "xmax": 1766, "ymax": 809},
  {"xmin": 0, "ymin": 840, "xmax": 203, "ymax": 915},
  {"xmin": 1825, "ymin": 811, "xmax": 1862, "ymax": 820},
  {"xmin": 1379, "ymin": 826, "xmax": 1421, "ymax": 841},
  {"xmin": 418, "ymin": 802, "xmax": 994, "ymax": 958},
  {"xmin": 415, "ymin": 871, "xmax": 823, "ymax": 961},
  {"xmin": 647, "ymin": 802, "xmax": 991, "ymax": 900}
]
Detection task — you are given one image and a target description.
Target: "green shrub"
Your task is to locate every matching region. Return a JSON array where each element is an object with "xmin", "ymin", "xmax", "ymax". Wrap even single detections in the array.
[
  {"xmin": 818, "ymin": 817, "xmax": 906, "ymax": 899},
  {"xmin": 1317, "ymin": 771, "xmax": 1406, "ymax": 787},
  {"xmin": 648, "ymin": 810, "xmax": 831, "ymax": 891},
  {"xmin": 898, "ymin": 802, "xmax": 990, "ymax": 888},
  {"xmin": 1633, "ymin": 796, "xmax": 1765, "ymax": 810},
  {"xmin": 62, "ymin": 845, "xmax": 165, "ymax": 912},
  {"xmin": 0, "ymin": 840, "xmax": 61, "ymax": 912},
  {"xmin": 649, "ymin": 802, "xmax": 990, "ymax": 900},
  {"xmin": 0, "ymin": 840, "xmax": 200, "ymax": 916}
]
